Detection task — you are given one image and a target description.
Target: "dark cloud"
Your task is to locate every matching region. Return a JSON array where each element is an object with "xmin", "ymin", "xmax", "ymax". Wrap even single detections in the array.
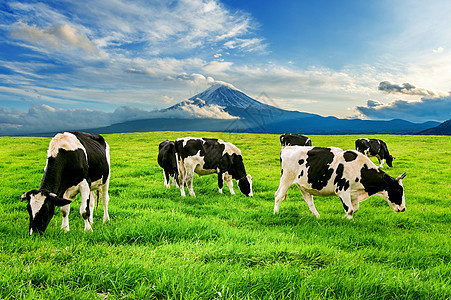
[
  {"xmin": 378, "ymin": 81, "xmax": 441, "ymax": 97},
  {"xmin": 356, "ymin": 96, "xmax": 451, "ymax": 122}
]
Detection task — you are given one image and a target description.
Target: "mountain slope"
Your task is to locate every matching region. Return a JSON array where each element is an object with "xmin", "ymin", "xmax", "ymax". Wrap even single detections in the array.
[{"xmin": 417, "ymin": 119, "xmax": 451, "ymax": 135}]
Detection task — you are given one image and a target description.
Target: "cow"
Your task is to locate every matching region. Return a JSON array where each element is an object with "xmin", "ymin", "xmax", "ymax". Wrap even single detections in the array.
[
  {"xmin": 175, "ymin": 137, "xmax": 253, "ymax": 197},
  {"xmin": 355, "ymin": 138, "xmax": 394, "ymax": 168},
  {"xmin": 274, "ymin": 146, "xmax": 406, "ymax": 220},
  {"xmin": 280, "ymin": 133, "xmax": 312, "ymax": 147},
  {"xmin": 20, "ymin": 132, "xmax": 110, "ymax": 235},
  {"xmin": 158, "ymin": 140, "xmax": 179, "ymax": 188}
]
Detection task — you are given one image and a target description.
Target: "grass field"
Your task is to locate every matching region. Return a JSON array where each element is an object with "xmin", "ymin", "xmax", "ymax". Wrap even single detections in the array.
[{"xmin": 0, "ymin": 132, "xmax": 450, "ymax": 299}]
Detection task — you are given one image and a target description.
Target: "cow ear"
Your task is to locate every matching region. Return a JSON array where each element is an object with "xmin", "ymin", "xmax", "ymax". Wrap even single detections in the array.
[
  {"xmin": 48, "ymin": 195, "xmax": 72, "ymax": 207},
  {"xmin": 396, "ymin": 172, "xmax": 406, "ymax": 182},
  {"xmin": 20, "ymin": 192, "xmax": 28, "ymax": 202}
]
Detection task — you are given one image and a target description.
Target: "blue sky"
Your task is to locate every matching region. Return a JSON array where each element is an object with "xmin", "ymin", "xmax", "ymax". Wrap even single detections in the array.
[{"xmin": 1, "ymin": 0, "xmax": 450, "ymax": 134}]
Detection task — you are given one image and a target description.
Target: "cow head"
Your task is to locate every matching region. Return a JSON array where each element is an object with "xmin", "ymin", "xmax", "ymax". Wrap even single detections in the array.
[
  {"xmin": 21, "ymin": 189, "xmax": 72, "ymax": 235},
  {"xmin": 378, "ymin": 172, "xmax": 406, "ymax": 212},
  {"xmin": 237, "ymin": 174, "xmax": 253, "ymax": 197},
  {"xmin": 386, "ymin": 155, "xmax": 395, "ymax": 167}
]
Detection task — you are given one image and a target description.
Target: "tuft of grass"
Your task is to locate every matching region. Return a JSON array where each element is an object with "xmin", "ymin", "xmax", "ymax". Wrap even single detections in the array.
[{"xmin": 0, "ymin": 132, "xmax": 450, "ymax": 299}]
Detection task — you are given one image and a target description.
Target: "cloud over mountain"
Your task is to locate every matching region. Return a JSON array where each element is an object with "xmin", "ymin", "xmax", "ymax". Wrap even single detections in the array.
[{"xmin": 0, "ymin": 101, "xmax": 237, "ymax": 136}]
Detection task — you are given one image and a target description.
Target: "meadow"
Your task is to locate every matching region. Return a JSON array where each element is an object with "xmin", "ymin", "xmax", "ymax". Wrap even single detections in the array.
[{"xmin": 0, "ymin": 132, "xmax": 450, "ymax": 299}]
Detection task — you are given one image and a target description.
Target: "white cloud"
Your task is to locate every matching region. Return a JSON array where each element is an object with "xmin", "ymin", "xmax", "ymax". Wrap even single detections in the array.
[
  {"xmin": 203, "ymin": 61, "xmax": 234, "ymax": 73},
  {"xmin": 10, "ymin": 21, "xmax": 98, "ymax": 54}
]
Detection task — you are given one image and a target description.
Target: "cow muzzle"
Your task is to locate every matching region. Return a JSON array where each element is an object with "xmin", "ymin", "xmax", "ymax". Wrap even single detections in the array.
[{"xmin": 394, "ymin": 206, "xmax": 406, "ymax": 212}]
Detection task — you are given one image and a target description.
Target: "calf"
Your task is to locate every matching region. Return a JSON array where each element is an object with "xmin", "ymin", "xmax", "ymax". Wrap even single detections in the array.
[
  {"xmin": 274, "ymin": 146, "xmax": 406, "ymax": 219},
  {"xmin": 280, "ymin": 133, "xmax": 312, "ymax": 147},
  {"xmin": 158, "ymin": 140, "xmax": 179, "ymax": 188},
  {"xmin": 21, "ymin": 132, "xmax": 110, "ymax": 235},
  {"xmin": 355, "ymin": 138, "xmax": 394, "ymax": 168},
  {"xmin": 175, "ymin": 137, "xmax": 253, "ymax": 197}
]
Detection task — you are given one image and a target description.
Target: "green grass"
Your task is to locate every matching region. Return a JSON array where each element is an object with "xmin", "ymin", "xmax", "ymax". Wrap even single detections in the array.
[{"xmin": 0, "ymin": 132, "xmax": 450, "ymax": 299}]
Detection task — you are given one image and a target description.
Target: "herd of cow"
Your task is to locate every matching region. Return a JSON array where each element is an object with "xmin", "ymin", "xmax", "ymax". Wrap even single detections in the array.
[{"xmin": 20, "ymin": 132, "xmax": 406, "ymax": 235}]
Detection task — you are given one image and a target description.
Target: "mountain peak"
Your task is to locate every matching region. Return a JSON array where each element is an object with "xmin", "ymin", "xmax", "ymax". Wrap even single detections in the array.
[{"xmin": 189, "ymin": 82, "xmax": 268, "ymax": 109}]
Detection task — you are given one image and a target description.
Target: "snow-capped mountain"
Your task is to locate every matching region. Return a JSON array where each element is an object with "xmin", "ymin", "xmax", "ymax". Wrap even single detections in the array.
[{"xmin": 187, "ymin": 83, "xmax": 271, "ymax": 109}]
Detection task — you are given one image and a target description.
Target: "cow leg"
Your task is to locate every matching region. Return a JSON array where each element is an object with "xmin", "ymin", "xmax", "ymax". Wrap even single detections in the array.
[
  {"xmin": 339, "ymin": 193, "xmax": 354, "ymax": 220},
  {"xmin": 60, "ymin": 204, "xmax": 71, "ymax": 232},
  {"xmin": 218, "ymin": 172, "xmax": 224, "ymax": 194},
  {"xmin": 88, "ymin": 191, "xmax": 96, "ymax": 224},
  {"xmin": 163, "ymin": 170, "xmax": 170, "ymax": 188},
  {"xmin": 101, "ymin": 178, "xmax": 110, "ymax": 223},
  {"xmin": 177, "ymin": 158, "xmax": 187, "ymax": 197},
  {"xmin": 300, "ymin": 189, "xmax": 320, "ymax": 218},
  {"xmin": 376, "ymin": 155, "xmax": 384, "ymax": 168},
  {"xmin": 274, "ymin": 180, "xmax": 291, "ymax": 214},
  {"xmin": 225, "ymin": 174, "xmax": 235, "ymax": 195},
  {"xmin": 79, "ymin": 179, "xmax": 93, "ymax": 232},
  {"xmin": 186, "ymin": 169, "xmax": 196, "ymax": 197}
]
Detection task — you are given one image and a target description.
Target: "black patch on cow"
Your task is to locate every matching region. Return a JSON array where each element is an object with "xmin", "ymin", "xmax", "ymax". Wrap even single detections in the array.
[
  {"xmin": 298, "ymin": 159, "xmax": 305, "ymax": 165},
  {"xmin": 334, "ymin": 163, "xmax": 350, "ymax": 192},
  {"xmin": 306, "ymin": 147, "xmax": 334, "ymax": 191},
  {"xmin": 343, "ymin": 151, "xmax": 358, "ymax": 162},
  {"xmin": 71, "ymin": 132, "xmax": 109, "ymax": 185},
  {"xmin": 340, "ymin": 198, "xmax": 349, "ymax": 212},
  {"xmin": 360, "ymin": 165, "xmax": 384, "ymax": 196},
  {"xmin": 355, "ymin": 177, "xmax": 359, "ymax": 182},
  {"xmin": 298, "ymin": 170, "xmax": 304, "ymax": 178}
]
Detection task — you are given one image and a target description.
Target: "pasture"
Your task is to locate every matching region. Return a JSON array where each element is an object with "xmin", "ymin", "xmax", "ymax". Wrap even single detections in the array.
[{"xmin": 0, "ymin": 132, "xmax": 450, "ymax": 299}]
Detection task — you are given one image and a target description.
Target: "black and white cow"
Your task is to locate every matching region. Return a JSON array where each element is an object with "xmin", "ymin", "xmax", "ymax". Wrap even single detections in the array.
[
  {"xmin": 355, "ymin": 138, "xmax": 394, "ymax": 168},
  {"xmin": 274, "ymin": 146, "xmax": 406, "ymax": 219},
  {"xmin": 280, "ymin": 133, "xmax": 312, "ymax": 147},
  {"xmin": 175, "ymin": 137, "xmax": 253, "ymax": 197},
  {"xmin": 158, "ymin": 140, "xmax": 179, "ymax": 188},
  {"xmin": 21, "ymin": 132, "xmax": 110, "ymax": 235}
]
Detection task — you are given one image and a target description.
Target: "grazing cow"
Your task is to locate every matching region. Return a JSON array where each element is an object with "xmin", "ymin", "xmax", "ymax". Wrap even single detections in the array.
[
  {"xmin": 274, "ymin": 146, "xmax": 406, "ymax": 219},
  {"xmin": 158, "ymin": 140, "xmax": 179, "ymax": 188},
  {"xmin": 175, "ymin": 137, "xmax": 253, "ymax": 197},
  {"xmin": 21, "ymin": 132, "xmax": 110, "ymax": 235},
  {"xmin": 280, "ymin": 133, "xmax": 312, "ymax": 147},
  {"xmin": 355, "ymin": 138, "xmax": 394, "ymax": 168}
]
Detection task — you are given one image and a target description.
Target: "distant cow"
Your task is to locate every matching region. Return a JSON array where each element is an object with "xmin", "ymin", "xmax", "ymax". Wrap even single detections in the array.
[
  {"xmin": 274, "ymin": 146, "xmax": 406, "ymax": 219},
  {"xmin": 175, "ymin": 137, "xmax": 253, "ymax": 197},
  {"xmin": 355, "ymin": 138, "xmax": 394, "ymax": 168},
  {"xmin": 280, "ymin": 134, "xmax": 312, "ymax": 147},
  {"xmin": 21, "ymin": 132, "xmax": 110, "ymax": 235},
  {"xmin": 158, "ymin": 140, "xmax": 179, "ymax": 188}
]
